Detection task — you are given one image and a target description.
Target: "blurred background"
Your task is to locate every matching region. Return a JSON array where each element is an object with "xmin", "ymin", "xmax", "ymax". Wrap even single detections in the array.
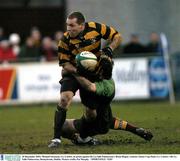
[{"xmin": 0, "ymin": 0, "xmax": 180, "ymax": 104}]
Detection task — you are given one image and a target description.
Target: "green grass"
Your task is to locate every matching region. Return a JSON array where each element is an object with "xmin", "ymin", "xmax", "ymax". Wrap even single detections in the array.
[{"xmin": 0, "ymin": 102, "xmax": 180, "ymax": 154}]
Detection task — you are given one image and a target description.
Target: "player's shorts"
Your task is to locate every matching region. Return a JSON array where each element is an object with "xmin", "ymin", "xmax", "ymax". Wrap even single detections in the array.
[
  {"xmin": 79, "ymin": 88, "xmax": 114, "ymax": 109},
  {"xmin": 79, "ymin": 88, "xmax": 99, "ymax": 109},
  {"xmin": 59, "ymin": 76, "xmax": 80, "ymax": 95},
  {"xmin": 73, "ymin": 105, "xmax": 113, "ymax": 137}
]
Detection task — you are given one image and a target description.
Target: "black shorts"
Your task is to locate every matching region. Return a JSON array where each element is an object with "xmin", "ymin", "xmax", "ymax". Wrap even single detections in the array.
[
  {"xmin": 79, "ymin": 88, "xmax": 99, "ymax": 109},
  {"xmin": 79, "ymin": 88, "xmax": 114, "ymax": 109},
  {"xmin": 73, "ymin": 105, "xmax": 113, "ymax": 136},
  {"xmin": 59, "ymin": 76, "xmax": 80, "ymax": 95}
]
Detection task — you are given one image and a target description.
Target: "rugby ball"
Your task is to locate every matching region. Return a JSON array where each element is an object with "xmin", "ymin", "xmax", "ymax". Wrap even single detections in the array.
[{"xmin": 76, "ymin": 51, "xmax": 97, "ymax": 71}]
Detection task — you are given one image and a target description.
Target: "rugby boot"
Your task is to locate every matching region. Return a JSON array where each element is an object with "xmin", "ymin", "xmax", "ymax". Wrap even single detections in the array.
[
  {"xmin": 48, "ymin": 138, "xmax": 61, "ymax": 148},
  {"xmin": 72, "ymin": 135, "xmax": 100, "ymax": 145},
  {"xmin": 136, "ymin": 128, "xmax": 153, "ymax": 141}
]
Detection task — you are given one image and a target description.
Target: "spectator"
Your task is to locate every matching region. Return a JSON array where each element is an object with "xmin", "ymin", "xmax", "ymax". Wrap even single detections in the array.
[
  {"xmin": 30, "ymin": 27, "xmax": 42, "ymax": 48},
  {"xmin": 40, "ymin": 37, "xmax": 56, "ymax": 61},
  {"xmin": 52, "ymin": 30, "xmax": 63, "ymax": 51},
  {"xmin": 0, "ymin": 40, "xmax": 16, "ymax": 62},
  {"xmin": 123, "ymin": 34, "xmax": 146, "ymax": 54},
  {"xmin": 19, "ymin": 37, "xmax": 41, "ymax": 61},
  {"xmin": 146, "ymin": 32, "xmax": 160, "ymax": 53},
  {"xmin": 9, "ymin": 33, "xmax": 21, "ymax": 56},
  {"xmin": 54, "ymin": 30, "xmax": 63, "ymax": 42}
]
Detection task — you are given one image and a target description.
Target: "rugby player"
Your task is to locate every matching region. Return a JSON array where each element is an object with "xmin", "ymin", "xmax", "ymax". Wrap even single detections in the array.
[
  {"xmin": 48, "ymin": 11, "xmax": 122, "ymax": 147},
  {"xmin": 49, "ymin": 56, "xmax": 153, "ymax": 147}
]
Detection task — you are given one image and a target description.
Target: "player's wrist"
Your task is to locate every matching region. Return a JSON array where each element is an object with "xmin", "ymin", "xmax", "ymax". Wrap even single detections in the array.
[{"xmin": 102, "ymin": 46, "xmax": 113, "ymax": 58}]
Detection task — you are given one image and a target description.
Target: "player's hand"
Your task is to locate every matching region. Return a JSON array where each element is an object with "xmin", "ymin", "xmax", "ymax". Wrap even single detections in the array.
[{"xmin": 102, "ymin": 46, "xmax": 113, "ymax": 58}]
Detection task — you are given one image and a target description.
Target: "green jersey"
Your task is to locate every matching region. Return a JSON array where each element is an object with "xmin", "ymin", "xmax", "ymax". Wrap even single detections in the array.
[{"xmin": 95, "ymin": 79, "xmax": 115, "ymax": 98}]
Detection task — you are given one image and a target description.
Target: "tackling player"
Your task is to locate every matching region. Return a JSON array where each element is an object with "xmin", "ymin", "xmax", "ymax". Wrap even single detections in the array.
[
  {"xmin": 50, "ymin": 56, "xmax": 153, "ymax": 147},
  {"xmin": 48, "ymin": 11, "xmax": 122, "ymax": 147}
]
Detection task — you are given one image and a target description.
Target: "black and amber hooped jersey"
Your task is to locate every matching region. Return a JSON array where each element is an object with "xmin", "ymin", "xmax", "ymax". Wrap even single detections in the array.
[{"xmin": 58, "ymin": 21, "xmax": 122, "ymax": 66}]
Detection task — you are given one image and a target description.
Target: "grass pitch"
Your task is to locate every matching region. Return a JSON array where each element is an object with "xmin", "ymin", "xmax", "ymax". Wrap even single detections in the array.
[{"xmin": 0, "ymin": 102, "xmax": 180, "ymax": 154}]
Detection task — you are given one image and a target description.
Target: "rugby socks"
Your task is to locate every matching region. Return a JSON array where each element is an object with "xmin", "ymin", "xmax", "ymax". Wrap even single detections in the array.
[
  {"xmin": 54, "ymin": 105, "xmax": 67, "ymax": 139},
  {"xmin": 112, "ymin": 117, "xmax": 153, "ymax": 139},
  {"xmin": 112, "ymin": 117, "xmax": 137, "ymax": 134}
]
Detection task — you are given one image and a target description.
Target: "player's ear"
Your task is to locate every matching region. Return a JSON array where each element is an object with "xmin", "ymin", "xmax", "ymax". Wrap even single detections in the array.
[{"xmin": 79, "ymin": 23, "xmax": 85, "ymax": 30}]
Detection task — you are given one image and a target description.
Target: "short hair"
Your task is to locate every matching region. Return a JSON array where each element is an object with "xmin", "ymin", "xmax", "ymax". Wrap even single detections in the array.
[
  {"xmin": 67, "ymin": 12, "xmax": 85, "ymax": 25},
  {"xmin": 98, "ymin": 57, "xmax": 113, "ymax": 80}
]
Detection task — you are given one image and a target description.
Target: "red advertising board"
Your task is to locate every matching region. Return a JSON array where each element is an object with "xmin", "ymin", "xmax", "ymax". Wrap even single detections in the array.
[{"xmin": 0, "ymin": 68, "xmax": 17, "ymax": 101}]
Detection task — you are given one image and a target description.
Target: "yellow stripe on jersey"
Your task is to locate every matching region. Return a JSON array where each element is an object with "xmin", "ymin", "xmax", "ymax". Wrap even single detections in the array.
[
  {"xmin": 88, "ymin": 22, "xmax": 96, "ymax": 28},
  {"xmin": 79, "ymin": 41, "xmax": 101, "ymax": 52},
  {"xmin": 58, "ymin": 40, "xmax": 69, "ymax": 50},
  {"xmin": 71, "ymin": 41, "xmax": 100, "ymax": 55},
  {"xmin": 69, "ymin": 39, "xmax": 82, "ymax": 45},
  {"xmin": 59, "ymin": 53, "xmax": 70, "ymax": 61},
  {"xmin": 101, "ymin": 24, "xmax": 107, "ymax": 37},
  {"xmin": 84, "ymin": 31, "xmax": 99, "ymax": 39},
  {"xmin": 109, "ymin": 27, "xmax": 117, "ymax": 40}
]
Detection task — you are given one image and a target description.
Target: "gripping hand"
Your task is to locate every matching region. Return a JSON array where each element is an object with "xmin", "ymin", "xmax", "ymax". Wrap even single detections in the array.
[{"xmin": 102, "ymin": 46, "xmax": 113, "ymax": 58}]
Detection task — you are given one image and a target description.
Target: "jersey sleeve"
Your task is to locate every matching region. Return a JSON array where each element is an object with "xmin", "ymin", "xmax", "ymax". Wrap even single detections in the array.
[
  {"xmin": 58, "ymin": 36, "xmax": 71, "ymax": 66},
  {"xmin": 95, "ymin": 79, "xmax": 115, "ymax": 97},
  {"xmin": 94, "ymin": 22, "xmax": 121, "ymax": 41}
]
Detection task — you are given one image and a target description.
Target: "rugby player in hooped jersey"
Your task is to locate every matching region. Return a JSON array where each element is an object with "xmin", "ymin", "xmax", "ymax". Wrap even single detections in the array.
[
  {"xmin": 48, "ymin": 11, "xmax": 122, "ymax": 148},
  {"xmin": 50, "ymin": 55, "xmax": 153, "ymax": 146}
]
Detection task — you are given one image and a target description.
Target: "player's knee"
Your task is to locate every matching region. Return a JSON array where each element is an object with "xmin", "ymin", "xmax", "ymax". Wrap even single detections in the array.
[
  {"xmin": 86, "ymin": 114, "xmax": 96, "ymax": 121},
  {"xmin": 59, "ymin": 93, "xmax": 73, "ymax": 109},
  {"xmin": 60, "ymin": 97, "xmax": 69, "ymax": 108},
  {"xmin": 85, "ymin": 109, "xmax": 97, "ymax": 121}
]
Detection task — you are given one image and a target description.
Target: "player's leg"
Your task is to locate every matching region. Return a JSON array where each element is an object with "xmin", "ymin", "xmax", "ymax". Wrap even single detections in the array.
[
  {"xmin": 48, "ymin": 118, "xmax": 77, "ymax": 148},
  {"xmin": 77, "ymin": 108, "xmax": 97, "ymax": 139},
  {"xmin": 53, "ymin": 91, "xmax": 74, "ymax": 137},
  {"xmin": 72, "ymin": 117, "xmax": 100, "ymax": 145},
  {"xmin": 61, "ymin": 116, "xmax": 100, "ymax": 146},
  {"xmin": 61, "ymin": 119, "xmax": 78, "ymax": 139},
  {"xmin": 72, "ymin": 105, "xmax": 112, "ymax": 145},
  {"xmin": 84, "ymin": 107, "xmax": 97, "ymax": 121},
  {"xmin": 110, "ymin": 117, "xmax": 153, "ymax": 141},
  {"xmin": 48, "ymin": 91, "xmax": 74, "ymax": 148},
  {"xmin": 48, "ymin": 77, "xmax": 79, "ymax": 148},
  {"xmin": 78, "ymin": 89, "xmax": 99, "ymax": 137}
]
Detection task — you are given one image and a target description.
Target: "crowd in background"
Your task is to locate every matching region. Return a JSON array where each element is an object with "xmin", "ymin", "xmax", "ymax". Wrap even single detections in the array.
[
  {"xmin": 113, "ymin": 32, "xmax": 161, "ymax": 57},
  {"xmin": 0, "ymin": 26, "xmax": 63, "ymax": 63},
  {"xmin": 0, "ymin": 26, "xmax": 160, "ymax": 63}
]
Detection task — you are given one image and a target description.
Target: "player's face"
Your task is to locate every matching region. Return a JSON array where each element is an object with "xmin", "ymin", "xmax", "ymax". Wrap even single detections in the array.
[{"xmin": 66, "ymin": 18, "xmax": 84, "ymax": 38}]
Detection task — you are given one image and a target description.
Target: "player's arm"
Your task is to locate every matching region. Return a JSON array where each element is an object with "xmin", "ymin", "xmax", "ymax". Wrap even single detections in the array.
[
  {"xmin": 61, "ymin": 62, "xmax": 77, "ymax": 74},
  {"xmin": 98, "ymin": 22, "xmax": 122, "ymax": 57},
  {"xmin": 108, "ymin": 34, "xmax": 122, "ymax": 51},
  {"xmin": 73, "ymin": 74, "xmax": 115, "ymax": 97},
  {"xmin": 72, "ymin": 74, "xmax": 96, "ymax": 92}
]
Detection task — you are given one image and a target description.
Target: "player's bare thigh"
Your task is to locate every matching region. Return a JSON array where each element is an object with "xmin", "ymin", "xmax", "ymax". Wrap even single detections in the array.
[{"xmin": 85, "ymin": 107, "xmax": 97, "ymax": 121}]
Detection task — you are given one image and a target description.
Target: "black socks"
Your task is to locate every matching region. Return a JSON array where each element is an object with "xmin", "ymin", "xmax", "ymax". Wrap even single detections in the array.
[{"xmin": 54, "ymin": 105, "xmax": 67, "ymax": 139}]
